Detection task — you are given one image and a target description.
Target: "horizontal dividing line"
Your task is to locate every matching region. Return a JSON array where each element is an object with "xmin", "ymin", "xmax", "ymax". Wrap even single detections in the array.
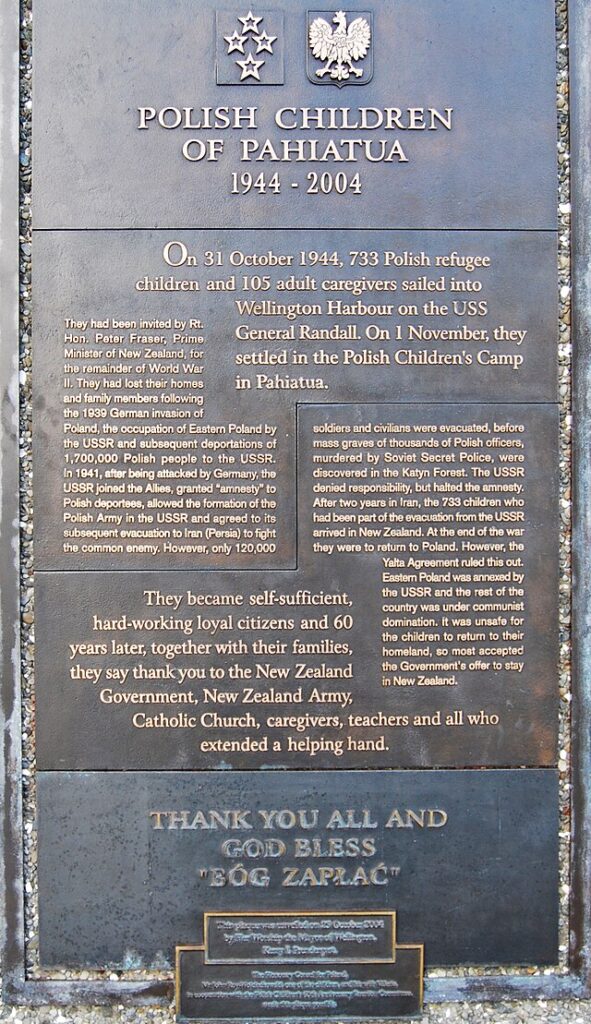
[
  {"xmin": 34, "ymin": 566, "xmax": 299, "ymax": 574},
  {"xmin": 32, "ymin": 226, "xmax": 559, "ymax": 233},
  {"xmin": 10, "ymin": 976, "xmax": 586, "ymax": 1001},
  {"xmin": 36, "ymin": 766, "xmax": 558, "ymax": 774},
  {"xmin": 293, "ymin": 400, "xmax": 559, "ymax": 405}
]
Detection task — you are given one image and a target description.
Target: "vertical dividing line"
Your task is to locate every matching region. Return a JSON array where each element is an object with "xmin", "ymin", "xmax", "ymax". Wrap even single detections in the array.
[
  {"xmin": 294, "ymin": 402, "xmax": 300, "ymax": 570},
  {"xmin": 568, "ymin": 0, "xmax": 591, "ymax": 991},
  {"xmin": 0, "ymin": 0, "xmax": 26, "ymax": 995}
]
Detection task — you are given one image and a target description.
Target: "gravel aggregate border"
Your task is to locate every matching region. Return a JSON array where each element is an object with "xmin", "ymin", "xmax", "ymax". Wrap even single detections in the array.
[{"xmin": 3, "ymin": 0, "xmax": 590, "ymax": 1019}]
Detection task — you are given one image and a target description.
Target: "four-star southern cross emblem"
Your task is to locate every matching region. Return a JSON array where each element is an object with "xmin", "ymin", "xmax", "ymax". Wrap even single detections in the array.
[{"xmin": 223, "ymin": 10, "xmax": 277, "ymax": 80}]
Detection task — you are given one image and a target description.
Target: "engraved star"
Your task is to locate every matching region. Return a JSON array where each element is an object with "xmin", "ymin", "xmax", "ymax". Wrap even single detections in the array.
[
  {"xmin": 236, "ymin": 52, "xmax": 265, "ymax": 79},
  {"xmin": 253, "ymin": 29, "xmax": 276, "ymax": 54},
  {"xmin": 225, "ymin": 30, "xmax": 247, "ymax": 54},
  {"xmin": 238, "ymin": 10, "xmax": 263, "ymax": 34}
]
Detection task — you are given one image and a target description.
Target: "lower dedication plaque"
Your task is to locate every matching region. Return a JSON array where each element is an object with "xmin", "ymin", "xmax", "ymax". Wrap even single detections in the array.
[
  {"xmin": 176, "ymin": 913, "xmax": 423, "ymax": 1020},
  {"xmin": 37, "ymin": 771, "xmax": 557, "ymax": 968},
  {"xmin": 28, "ymin": 0, "xmax": 561, "ymax": 1017}
]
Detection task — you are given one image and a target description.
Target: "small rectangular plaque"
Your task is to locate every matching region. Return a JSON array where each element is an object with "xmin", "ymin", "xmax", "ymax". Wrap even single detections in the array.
[
  {"xmin": 176, "ymin": 909, "xmax": 422, "ymax": 1020},
  {"xmin": 203, "ymin": 911, "xmax": 397, "ymax": 963},
  {"xmin": 176, "ymin": 946, "xmax": 423, "ymax": 1020}
]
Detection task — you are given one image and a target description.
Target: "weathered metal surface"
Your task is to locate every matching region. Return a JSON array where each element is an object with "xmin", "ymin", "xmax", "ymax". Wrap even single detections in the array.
[
  {"xmin": 4, "ymin": 0, "xmax": 591, "ymax": 1012},
  {"xmin": 36, "ymin": 770, "xmax": 559, "ymax": 969},
  {"xmin": 4, "ymin": 972, "xmax": 589, "ymax": 1007}
]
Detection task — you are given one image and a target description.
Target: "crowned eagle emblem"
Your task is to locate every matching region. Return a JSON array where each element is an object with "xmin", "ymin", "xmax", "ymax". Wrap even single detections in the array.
[{"xmin": 308, "ymin": 10, "xmax": 371, "ymax": 83}]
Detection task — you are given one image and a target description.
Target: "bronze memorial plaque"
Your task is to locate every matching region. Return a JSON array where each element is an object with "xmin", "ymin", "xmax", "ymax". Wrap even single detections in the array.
[
  {"xmin": 175, "ymin": 910, "xmax": 424, "ymax": 1019},
  {"xmin": 19, "ymin": 0, "xmax": 568, "ymax": 1016},
  {"xmin": 37, "ymin": 770, "xmax": 558, "ymax": 969}
]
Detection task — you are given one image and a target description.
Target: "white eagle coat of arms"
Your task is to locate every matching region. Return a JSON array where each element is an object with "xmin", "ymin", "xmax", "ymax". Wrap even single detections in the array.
[{"xmin": 309, "ymin": 10, "xmax": 371, "ymax": 82}]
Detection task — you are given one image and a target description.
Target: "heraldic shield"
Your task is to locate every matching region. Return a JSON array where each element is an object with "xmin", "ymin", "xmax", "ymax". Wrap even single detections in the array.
[{"xmin": 307, "ymin": 10, "xmax": 374, "ymax": 86}]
